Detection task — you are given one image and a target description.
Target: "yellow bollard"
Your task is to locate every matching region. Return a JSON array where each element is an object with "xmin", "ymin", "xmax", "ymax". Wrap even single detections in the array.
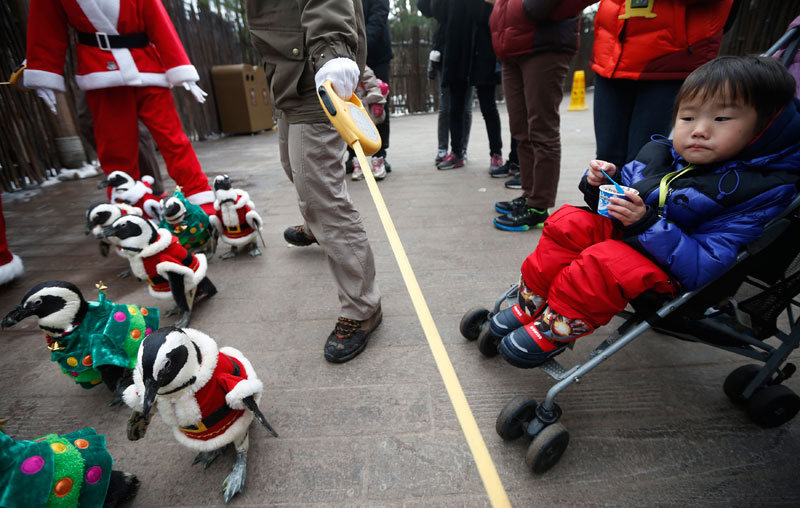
[{"xmin": 567, "ymin": 70, "xmax": 588, "ymax": 111}]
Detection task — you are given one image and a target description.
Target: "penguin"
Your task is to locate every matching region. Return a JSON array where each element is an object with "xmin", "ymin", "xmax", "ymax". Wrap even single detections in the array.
[
  {"xmin": 207, "ymin": 175, "xmax": 263, "ymax": 259},
  {"xmin": 123, "ymin": 327, "xmax": 277, "ymax": 503},
  {"xmin": 158, "ymin": 188, "xmax": 217, "ymax": 256},
  {"xmin": 0, "ymin": 423, "xmax": 140, "ymax": 508},
  {"xmin": 85, "ymin": 202, "xmax": 144, "ymax": 278},
  {"xmin": 99, "ymin": 215, "xmax": 217, "ymax": 328},
  {"xmin": 97, "ymin": 171, "xmax": 162, "ymax": 221},
  {"xmin": 1, "ymin": 281, "xmax": 159, "ymax": 401}
]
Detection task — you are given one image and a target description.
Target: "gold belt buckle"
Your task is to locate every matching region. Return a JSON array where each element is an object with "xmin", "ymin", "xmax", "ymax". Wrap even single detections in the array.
[
  {"xmin": 226, "ymin": 225, "xmax": 241, "ymax": 233},
  {"xmin": 179, "ymin": 420, "xmax": 208, "ymax": 433}
]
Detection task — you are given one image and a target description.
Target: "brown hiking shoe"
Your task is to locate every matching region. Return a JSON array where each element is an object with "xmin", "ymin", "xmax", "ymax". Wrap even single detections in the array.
[
  {"xmin": 324, "ymin": 306, "xmax": 383, "ymax": 363},
  {"xmin": 283, "ymin": 224, "xmax": 317, "ymax": 246}
]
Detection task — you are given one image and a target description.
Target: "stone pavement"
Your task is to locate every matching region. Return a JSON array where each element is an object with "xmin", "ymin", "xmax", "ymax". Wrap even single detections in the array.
[{"xmin": 2, "ymin": 90, "xmax": 800, "ymax": 507}]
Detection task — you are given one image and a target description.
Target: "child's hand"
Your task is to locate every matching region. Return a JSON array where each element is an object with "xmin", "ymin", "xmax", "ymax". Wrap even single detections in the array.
[
  {"xmin": 587, "ymin": 160, "xmax": 616, "ymax": 187},
  {"xmin": 371, "ymin": 103, "xmax": 384, "ymax": 119},
  {"xmin": 608, "ymin": 190, "xmax": 646, "ymax": 226}
]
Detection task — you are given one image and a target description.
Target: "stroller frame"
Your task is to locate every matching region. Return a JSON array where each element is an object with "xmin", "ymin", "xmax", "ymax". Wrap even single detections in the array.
[{"xmin": 460, "ymin": 194, "xmax": 800, "ymax": 473}]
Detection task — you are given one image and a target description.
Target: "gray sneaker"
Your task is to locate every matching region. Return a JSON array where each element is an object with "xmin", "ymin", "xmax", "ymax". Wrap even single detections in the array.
[{"xmin": 505, "ymin": 175, "xmax": 522, "ymax": 189}]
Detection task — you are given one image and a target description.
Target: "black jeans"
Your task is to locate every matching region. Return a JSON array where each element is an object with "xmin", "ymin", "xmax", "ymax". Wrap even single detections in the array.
[
  {"xmin": 593, "ymin": 75, "xmax": 683, "ymax": 168},
  {"xmin": 370, "ymin": 61, "xmax": 391, "ymax": 158},
  {"xmin": 449, "ymin": 83, "xmax": 502, "ymax": 157}
]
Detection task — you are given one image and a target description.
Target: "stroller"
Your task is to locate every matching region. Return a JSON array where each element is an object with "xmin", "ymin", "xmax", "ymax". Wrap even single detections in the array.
[{"xmin": 460, "ymin": 193, "xmax": 800, "ymax": 474}]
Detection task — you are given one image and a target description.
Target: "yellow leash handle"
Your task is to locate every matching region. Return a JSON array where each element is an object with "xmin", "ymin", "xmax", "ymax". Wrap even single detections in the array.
[{"xmin": 317, "ymin": 81, "xmax": 511, "ymax": 508}]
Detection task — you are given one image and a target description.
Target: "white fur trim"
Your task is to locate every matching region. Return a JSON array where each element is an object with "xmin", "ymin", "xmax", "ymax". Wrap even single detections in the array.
[
  {"xmin": 170, "ymin": 412, "xmax": 253, "ymax": 452},
  {"xmin": 117, "ymin": 203, "xmax": 143, "ymax": 216},
  {"xmin": 245, "ymin": 210, "xmax": 262, "ymax": 231},
  {"xmin": 0, "ymin": 254, "xmax": 24, "ymax": 285},
  {"xmin": 112, "ymin": 181, "xmax": 150, "ymax": 207},
  {"xmin": 23, "ymin": 69, "xmax": 66, "ymax": 92},
  {"xmin": 75, "ymin": 0, "xmax": 118, "ymax": 34},
  {"xmin": 141, "ymin": 175, "xmax": 154, "ymax": 185},
  {"xmin": 234, "ymin": 191, "xmax": 250, "ymax": 209},
  {"xmin": 75, "ymin": 71, "xmax": 169, "ymax": 90},
  {"xmin": 182, "ymin": 328, "xmax": 220, "ymax": 391},
  {"xmin": 219, "ymin": 346, "xmax": 263, "ymax": 410},
  {"xmin": 207, "ymin": 215, "xmax": 221, "ymax": 233},
  {"xmin": 187, "ymin": 191, "xmax": 214, "ymax": 207},
  {"xmin": 154, "ymin": 253, "xmax": 207, "ymax": 293},
  {"xmin": 122, "ymin": 384, "xmax": 144, "ymax": 412},
  {"xmin": 165, "ymin": 65, "xmax": 200, "ymax": 86},
  {"xmin": 143, "ymin": 200, "xmax": 161, "ymax": 221},
  {"xmin": 139, "ymin": 229, "xmax": 173, "ymax": 258},
  {"xmin": 219, "ymin": 231, "xmax": 257, "ymax": 247},
  {"xmin": 219, "ymin": 203, "xmax": 238, "ymax": 227}
]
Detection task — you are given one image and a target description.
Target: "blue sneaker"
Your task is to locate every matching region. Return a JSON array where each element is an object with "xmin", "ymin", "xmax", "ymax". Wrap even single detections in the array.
[
  {"xmin": 487, "ymin": 303, "xmax": 533, "ymax": 340},
  {"xmin": 494, "ymin": 207, "xmax": 548, "ymax": 232},
  {"xmin": 494, "ymin": 196, "xmax": 526, "ymax": 215},
  {"xmin": 498, "ymin": 307, "xmax": 594, "ymax": 368}
]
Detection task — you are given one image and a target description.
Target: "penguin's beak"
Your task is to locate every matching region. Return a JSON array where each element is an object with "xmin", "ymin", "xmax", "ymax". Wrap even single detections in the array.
[
  {"xmin": 1, "ymin": 306, "xmax": 31, "ymax": 329},
  {"xmin": 97, "ymin": 180, "xmax": 109, "ymax": 189},
  {"xmin": 142, "ymin": 378, "xmax": 159, "ymax": 417},
  {"xmin": 98, "ymin": 225, "xmax": 117, "ymax": 239}
]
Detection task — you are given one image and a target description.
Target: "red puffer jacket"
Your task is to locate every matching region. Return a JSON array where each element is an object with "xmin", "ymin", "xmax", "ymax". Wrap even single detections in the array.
[
  {"xmin": 591, "ymin": 0, "xmax": 733, "ymax": 80},
  {"xmin": 490, "ymin": 0, "xmax": 591, "ymax": 61}
]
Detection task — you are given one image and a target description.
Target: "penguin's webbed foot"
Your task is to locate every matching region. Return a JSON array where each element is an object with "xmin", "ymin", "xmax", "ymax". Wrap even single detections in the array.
[
  {"xmin": 192, "ymin": 448, "xmax": 225, "ymax": 470},
  {"xmin": 174, "ymin": 310, "xmax": 191, "ymax": 328},
  {"xmin": 222, "ymin": 451, "xmax": 247, "ymax": 503},
  {"xmin": 247, "ymin": 243, "xmax": 262, "ymax": 257},
  {"xmin": 219, "ymin": 247, "xmax": 238, "ymax": 260},
  {"xmin": 116, "ymin": 267, "xmax": 133, "ymax": 279},
  {"xmin": 164, "ymin": 306, "xmax": 182, "ymax": 317},
  {"xmin": 108, "ymin": 396, "xmax": 124, "ymax": 407}
]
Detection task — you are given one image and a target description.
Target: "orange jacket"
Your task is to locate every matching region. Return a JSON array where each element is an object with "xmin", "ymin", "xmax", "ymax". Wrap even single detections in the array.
[{"xmin": 591, "ymin": 0, "xmax": 733, "ymax": 80}]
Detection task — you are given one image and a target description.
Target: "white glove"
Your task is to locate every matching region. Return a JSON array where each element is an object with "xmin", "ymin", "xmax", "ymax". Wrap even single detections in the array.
[
  {"xmin": 429, "ymin": 50, "xmax": 441, "ymax": 63},
  {"xmin": 182, "ymin": 81, "xmax": 207, "ymax": 104},
  {"xmin": 35, "ymin": 88, "xmax": 57, "ymax": 115},
  {"xmin": 314, "ymin": 57, "xmax": 360, "ymax": 100}
]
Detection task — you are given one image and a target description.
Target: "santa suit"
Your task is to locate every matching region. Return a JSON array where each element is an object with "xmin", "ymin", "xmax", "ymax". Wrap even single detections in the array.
[
  {"xmin": 111, "ymin": 176, "xmax": 161, "ymax": 220},
  {"xmin": 127, "ymin": 229, "xmax": 208, "ymax": 299},
  {"xmin": 123, "ymin": 328, "xmax": 263, "ymax": 452},
  {"xmin": 24, "ymin": 0, "xmax": 213, "ymax": 208},
  {"xmin": 0, "ymin": 195, "xmax": 24, "ymax": 286},
  {"xmin": 208, "ymin": 190, "xmax": 261, "ymax": 247}
]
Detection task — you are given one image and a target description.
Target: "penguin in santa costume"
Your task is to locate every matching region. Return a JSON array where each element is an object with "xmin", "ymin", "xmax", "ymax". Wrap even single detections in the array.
[
  {"xmin": 99, "ymin": 215, "xmax": 217, "ymax": 328},
  {"xmin": 158, "ymin": 188, "xmax": 216, "ymax": 255},
  {"xmin": 97, "ymin": 171, "xmax": 162, "ymax": 221},
  {"xmin": 123, "ymin": 327, "xmax": 278, "ymax": 503},
  {"xmin": 85, "ymin": 201, "xmax": 143, "ymax": 277},
  {"xmin": 23, "ymin": 0, "xmax": 216, "ymax": 215},
  {"xmin": 0, "ymin": 194, "xmax": 23, "ymax": 287},
  {"xmin": 1, "ymin": 281, "xmax": 159, "ymax": 401},
  {"xmin": 208, "ymin": 175, "xmax": 263, "ymax": 260}
]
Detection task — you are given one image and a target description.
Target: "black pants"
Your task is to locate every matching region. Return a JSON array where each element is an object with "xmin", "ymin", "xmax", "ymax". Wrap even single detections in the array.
[
  {"xmin": 449, "ymin": 83, "xmax": 502, "ymax": 157},
  {"xmin": 370, "ymin": 61, "xmax": 391, "ymax": 158}
]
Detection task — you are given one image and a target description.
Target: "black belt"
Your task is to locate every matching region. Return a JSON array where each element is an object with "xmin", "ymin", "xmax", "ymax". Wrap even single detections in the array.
[
  {"xmin": 76, "ymin": 31, "xmax": 149, "ymax": 50},
  {"xmin": 181, "ymin": 357, "xmax": 241, "ymax": 432}
]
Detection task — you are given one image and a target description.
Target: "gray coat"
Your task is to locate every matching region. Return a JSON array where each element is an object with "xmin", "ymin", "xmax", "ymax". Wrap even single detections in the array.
[{"xmin": 247, "ymin": 0, "xmax": 367, "ymax": 124}]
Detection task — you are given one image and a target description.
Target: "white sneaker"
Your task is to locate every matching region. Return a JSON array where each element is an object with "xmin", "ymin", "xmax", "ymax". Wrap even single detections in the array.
[
  {"xmin": 351, "ymin": 158, "xmax": 363, "ymax": 180},
  {"xmin": 372, "ymin": 156, "xmax": 387, "ymax": 180}
]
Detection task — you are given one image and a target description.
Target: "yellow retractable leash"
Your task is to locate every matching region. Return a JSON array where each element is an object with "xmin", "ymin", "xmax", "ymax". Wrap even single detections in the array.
[{"xmin": 318, "ymin": 81, "xmax": 511, "ymax": 508}]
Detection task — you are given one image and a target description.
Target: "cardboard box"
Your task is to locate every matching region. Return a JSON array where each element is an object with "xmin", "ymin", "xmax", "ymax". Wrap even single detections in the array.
[{"xmin": 211, "ymin": 64, "xmax": 273, "ymax": 134}]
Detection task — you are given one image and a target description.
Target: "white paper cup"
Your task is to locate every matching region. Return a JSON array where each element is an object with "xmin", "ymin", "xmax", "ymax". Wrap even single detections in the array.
[{"xmin": 597, "ymin": 184, "xmax": 638, "ymax": 218}]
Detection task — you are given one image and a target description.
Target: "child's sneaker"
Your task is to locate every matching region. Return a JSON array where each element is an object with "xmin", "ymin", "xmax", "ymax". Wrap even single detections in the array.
[
  {"xmin": 351, "ymin": 158, "xmax": 363, "ymax": 180},
  {"xmin": 372, "ymin": 156, "xmax": 387, "ymax": 180},
  {"xmin": 435, "ymin": 149, "xmax": 448, "ymax": 165},
  {"xmin": 494, "ymin": 206, "xmax": 548, "ymax": 231},
  {"xmin": 437, "ymin": 153, "xmax": 465, "ymax": 170},
  {"xmin": 494, "ymin": 196, "xmax": 526, "ymax": 215},
  {"xmin": 489, "ymin": 154, "xmax": 504, "ymax": 173},
  {"xmin": 498, "ymin": 306, "xmax": 594, "ymax": 368},
  {"xmin": 489, "ymin": 304, "xmax": 533, "ymax": 339}
]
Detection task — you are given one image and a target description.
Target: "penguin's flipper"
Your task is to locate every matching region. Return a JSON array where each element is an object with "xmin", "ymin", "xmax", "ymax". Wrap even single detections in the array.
[
  {"xmin": 243, "ymin": 395, "xmax": 278, "ymax": 437},
  {"xmin": 127, "ymin": 410, "xmax": 153, "ymax": 441}
]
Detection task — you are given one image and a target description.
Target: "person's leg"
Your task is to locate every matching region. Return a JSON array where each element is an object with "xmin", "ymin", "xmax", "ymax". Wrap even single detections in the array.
[
  {"xmin": 626, "ymin": 79, "xmax": 683, "ymax": 162},
  {"xmin": 463, "ymin": 85, "xmax": 473, "ymax": 156},
  {"xmin": 278, "ymin": 112, "xmax": 317, "ymax": 245},
  {"xmin": 136, "ymin": 87, "xmax": 213, "ymax": 210},
  {"xmin": 371, "ymin": 61, "xmax": 391, "ymax": 159},
  {"xmin": 593, "ymin": 75, "xmax": 634, "ymax": 169},
  {"xmin": 476, "ymin": 85, "xmax": 502, "ymax": 158},
  {"xmin": 136, "ymin": 121, "xmax": 164, "ymax": 196},
  {"xmin": 519, "ymin": 50, "xmax": 570, "ymax": 210},
  {"xmin": 0, "ymin": 194, "xmax": 24, "ymax": 286},
  {"xmin": 286, "ymin": 120, "xmax": 381, "ymax": 322},
  {"xmin": 437, "ymin": 79, "xmax": 451, "ymax": 158},
  {"xmin": 85, "ymin": 87, "xmax": 140, "ymax": 179},
  {"xmin": 448, "ymin": 81, "xmax": 469, "ymax": 156},
  {"xmin": 501, "ymin": 57, "xmax": 529, "ymax": 195},
  {"xmin": 508, "ymin": 137, "xmax": 518, "ymax": 165}
]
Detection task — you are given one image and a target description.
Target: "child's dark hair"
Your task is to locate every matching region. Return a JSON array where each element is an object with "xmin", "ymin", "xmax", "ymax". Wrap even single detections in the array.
[{"xmin": 674, "ymin": 56, "xmax": 797, "ymax": 134}]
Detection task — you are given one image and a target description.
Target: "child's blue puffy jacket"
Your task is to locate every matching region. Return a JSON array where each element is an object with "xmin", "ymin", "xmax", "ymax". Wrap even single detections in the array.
[{"xmin": 580, "ymin": 97, "xmax": 800, "ymax": 291}]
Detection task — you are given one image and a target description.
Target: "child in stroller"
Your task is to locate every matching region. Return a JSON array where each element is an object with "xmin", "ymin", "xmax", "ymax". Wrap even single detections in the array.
[{"xmin": 479, "ymin": 56, "xmax": 800, "ymax": 369}]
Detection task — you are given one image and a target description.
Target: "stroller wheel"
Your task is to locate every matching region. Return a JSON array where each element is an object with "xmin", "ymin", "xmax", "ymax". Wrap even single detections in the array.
[
  {"xmin": 459, "ymin": 307, "xmax": 490, "ymax": 341},
  {"xmin": 723, "ymin": 364, "xmax": 762, "ymax": 405},
  {"xmin": 745, "ymin": 385, "xmax": 800, "ymax": 428},
  {"xmin": 496, "ymin": 395, "xmax": 537, "ymax": 441},
  {"xmin": 477, "ymin": 326, "xmax": 500, "ymax": 357},
  {"xmin": 525, "ymin": 423, "xmax": 569, "ymax": 474}
]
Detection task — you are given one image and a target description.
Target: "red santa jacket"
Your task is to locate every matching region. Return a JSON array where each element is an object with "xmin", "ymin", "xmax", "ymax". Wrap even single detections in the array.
[
  {"xmin": 129, "ymin": 230, "xmax": 207, "ymax": 299},
  {"xmin": 208, "ymin": 190, "xmax": 261, "ymax": 247},
  {"xmin": 111, "ymin": 177, "xmax": 160, "ymax": 220},
  {"xmin": 24, "ymin": 0, "xmax": 199, "ymax": 92},
  {"xmin": 591, "ymin": 0, "xmax": 733, "ymax": 81}
]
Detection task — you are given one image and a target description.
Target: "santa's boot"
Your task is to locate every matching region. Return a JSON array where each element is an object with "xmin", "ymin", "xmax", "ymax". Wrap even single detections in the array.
[
  {"xmin": 498, "ymin": 306, "xmax": 594, "ymax": 369},
  {"xmin": 0, "ymin": 195, "xmax": 23, "ymax": 286}
]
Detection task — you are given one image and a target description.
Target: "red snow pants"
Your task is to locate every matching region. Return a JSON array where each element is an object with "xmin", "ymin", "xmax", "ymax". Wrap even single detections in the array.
[
  {"xmin": 85, "ymin": 86, "xmax": 211, "ymax": 198},
  {"xmin": 521, "ymin": 205, "xmax": 676, "ymax": 328}
]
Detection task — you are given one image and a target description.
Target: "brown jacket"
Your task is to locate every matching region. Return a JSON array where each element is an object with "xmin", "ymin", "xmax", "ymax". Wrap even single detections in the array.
[{"xmin": 247, "ymin": 0, "xmax": 367, "ymax": 124}]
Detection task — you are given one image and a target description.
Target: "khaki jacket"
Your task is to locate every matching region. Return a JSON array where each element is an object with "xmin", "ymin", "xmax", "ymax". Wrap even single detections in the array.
[{"xmin": 247, "ymin": 0, "xmax": 367, "ymax": 124}]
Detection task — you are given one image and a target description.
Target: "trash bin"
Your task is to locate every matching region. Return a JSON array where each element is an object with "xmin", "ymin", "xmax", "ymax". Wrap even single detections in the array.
[{"xmin": 211, "ymin": 64, "xmax": 273, "ymax": 134}]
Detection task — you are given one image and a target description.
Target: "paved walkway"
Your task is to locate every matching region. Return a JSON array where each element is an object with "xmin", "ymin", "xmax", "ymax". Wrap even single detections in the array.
[{"xmin": 2, "ymin": 91, "xmax": 799, "ymax": 507}]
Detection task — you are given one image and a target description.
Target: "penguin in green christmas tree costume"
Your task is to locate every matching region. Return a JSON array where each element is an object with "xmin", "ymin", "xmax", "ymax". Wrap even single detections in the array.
[
  {"xmin": 1, "ymin": 281, "xmax": 159, "ymax": 400},
  {"xmin": 0, "ymin": 425, "xmax": 139, "ymax": 507},
  {"xmin": 159, "ymin": 188, "xmax": 215, "ymax": 254}
]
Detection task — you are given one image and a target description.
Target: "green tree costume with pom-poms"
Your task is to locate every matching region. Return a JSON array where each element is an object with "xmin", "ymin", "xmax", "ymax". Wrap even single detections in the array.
[
  {"xmin": 0, "ymin": 428, "xmax": 112, "ymax": 508},
  {"xmin": 48, "ymin": 291, "xmax": 159, "ymax": 389},
  {"xmin": 158, "ymin": 189, "xmax": 211, "ymax": 251}
]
